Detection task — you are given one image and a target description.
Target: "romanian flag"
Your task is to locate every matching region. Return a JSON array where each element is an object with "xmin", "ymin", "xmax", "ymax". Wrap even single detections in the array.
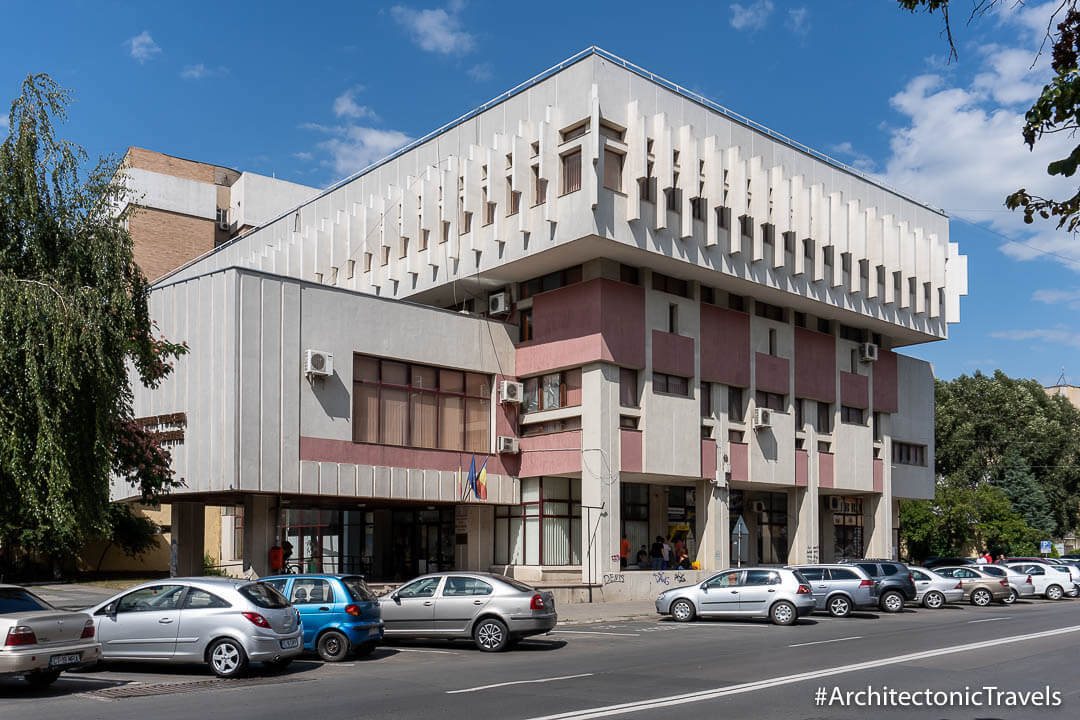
[{"xmin": 476, "ymin": 457, "xmax": 488, "ymax": 500}]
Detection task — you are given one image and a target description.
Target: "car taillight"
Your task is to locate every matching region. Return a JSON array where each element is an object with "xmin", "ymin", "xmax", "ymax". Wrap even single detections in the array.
[
  {"xmin": 954, "ymin": 582, "xmax": 963, "ymax": 590},
  {"xmin": 859, "ymin": 579, "xmax": 873, "ymax": 588},
  {"xmin": 909, "ymin": 573, "xmax": 915, "ymax": 584},
  {"xmin": 797, "ymin": 584, "xmax": 812, "ymax": 594},
  {"xmin": 80, "ymin": 619, "xmax": 95, "ymax": 639},
  {"xmin": 242, "ymin": 612, "xmax": 271, "ymax": 628},
  {"xmin": 1026, "ymin": 575, "xmax": 1033, "ymax": 584},
  {"xmin": 5, "ymin": 626, "xmax": 37, "ymax": 646},
  {"xmin": 345, "ymin": 604, "xmax": 361, "ymax": 616},
  {"xmin": 999, "ymin": 579, "xmax": 1009, "ymax": 586},
  {"xmin": 530, "ymin": 593, "xmax": 545, "ymax": 610}
]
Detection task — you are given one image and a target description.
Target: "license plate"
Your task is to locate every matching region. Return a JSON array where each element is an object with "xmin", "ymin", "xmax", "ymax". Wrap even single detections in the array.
[
  {"xmin": 280, "ymin": 638, "xmax": 299, "ymax": 649},
  {"xmin": 49, "ymin": 653, "xmax": 81, "ymax": 667}
]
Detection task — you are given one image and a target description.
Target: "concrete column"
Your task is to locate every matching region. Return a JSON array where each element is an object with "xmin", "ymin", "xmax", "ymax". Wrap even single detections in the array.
[
  {"xmin": 865, "ymin": 489, "xmax": 893, "ymax": 558},
  {"xmin": 170, "ymin": 501, "xmax": 205, "ymax": 577},
  {"xmin": 787, "ymin": 484, "xmax": 819, "ymax": 563},
  {"xmin": 462, "ymin": 505, "xmax": 494, "ymax": 571},
  {"xmin": 242, "ymin": 495, "xmax": 278, "ymax": 577},
  {"xmin": 580, "ymin": 362, "xmax": 621, "ymax": 586},
  {"xmin": 820, "ymin": 503, "xmax": 836, "ymax": 562},
  {"xmin": 698, "ymin": 482, "xmax": 730, "ymax": 571}
]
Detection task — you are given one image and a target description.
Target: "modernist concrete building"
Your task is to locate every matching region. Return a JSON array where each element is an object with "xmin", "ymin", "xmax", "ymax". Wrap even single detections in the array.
[{"xmin": 124, "ymin": 48, "xmax": 967, "ymax": 599}]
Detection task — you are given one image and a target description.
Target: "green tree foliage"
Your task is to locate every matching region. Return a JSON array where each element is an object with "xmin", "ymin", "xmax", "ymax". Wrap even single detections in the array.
[
  {"xmin": 990, "ymin": 449, "xmax": 1055, "ymax": 535},
  {"xmin": 0, "ymin": 74, "xmax": 186, "ymax": 560},
  {"xmin": 94, "ymin": 504, "xmax": 160, "ymax": 571},
  {"xmin": 899, "ymin": 1, "xmax": 1080, "ymax": 233}
]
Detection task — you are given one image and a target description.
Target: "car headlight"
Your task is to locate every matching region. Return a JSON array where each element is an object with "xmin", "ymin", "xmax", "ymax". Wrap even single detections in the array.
[{"xmin": 657, "ymin": 590, "xmax": 669, "ymax": 600}]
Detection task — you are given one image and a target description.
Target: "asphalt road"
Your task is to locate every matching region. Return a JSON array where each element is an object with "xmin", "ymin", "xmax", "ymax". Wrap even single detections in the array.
[{"xmin": 5, "ymin": 596, "xmax": 1079, "ymax": 720}]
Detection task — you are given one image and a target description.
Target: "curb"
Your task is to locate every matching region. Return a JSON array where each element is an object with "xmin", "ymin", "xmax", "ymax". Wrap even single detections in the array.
[{"xmin": 557, "ymin": 613, "xmax": 658, "ymax": 626}]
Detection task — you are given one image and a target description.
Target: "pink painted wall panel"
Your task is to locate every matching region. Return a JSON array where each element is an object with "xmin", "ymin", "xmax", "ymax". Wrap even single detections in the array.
[
  {"xmin": 795, "ymin": 449, "xmax": 809, "ymax": 487},
  {"xmin": 755, "ymin": 352, "xmax": 790, "ymax": 395},
  {"xmin": 840, "ymin": 371, "xmax": 869, "ymax": 409},
  {"xmin": 729, "ymin": 442, "xmax": 749, "ymax": 484},
  {"xmin": 516, "ymin": 335, "xmax": 607, "ymax": 377},
  {"xmin": 621, "ymin": 429, "xmax": 643, "ymax": 472},
  {"xmin": 494, "ymin": 374, "xmax": 519, "ymax": 439},
  {"xmin": 652, "ymin": 330, "xmax": 696, "ymax": 378},
  {"xmin": 873, "ymin": 458, "xmax": 884, "ymax": 493},
  {"xmin": 300, "ymin": 437, "xmax": 514, "ymax": 476},
  {"xmin": 701, "ymin": 438, "xmax": 717, "ymax": 479},
  {"xmin": 518, "ymin": 430, "xmax": 582, "ymax": 477},
  {"xmin": 873, "ymin": 348, "xmax": 899, "ymax": 413},
  {"xmin": 599, "ymin": 280, "xmax": 648, "ymax": 368},
  {"xmin": 819, "ymin": 452, "xmax": 835, "ymax": 489},
  {"xmin": 564, "ymin": 367, "xmax": 582, "ymax": 406},
  {"xmin": 700, "ymin": 304, "xmax": 750, "ymax": 387},
  {"xmin": 794, "ymin": 328, "xmax": 836, "ymax": 403}
]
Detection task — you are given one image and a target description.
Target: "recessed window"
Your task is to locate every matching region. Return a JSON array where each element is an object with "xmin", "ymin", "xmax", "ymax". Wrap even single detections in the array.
[
  {"xmin": 619, "ymin": 264, "xmax": 640, "ymax": 285},
  {"xmin": 839, "ymin": 324, "xmax": 865, "ymax": 342},
  {"xmin": 619, "ymin": 367, "xmax": 639, "ymax": 408},
  {"xmin": 817, "ymin": 402, "xmax": 833, "ymax": 434},
  {"xmin": 690, "ymin": 197, "xmax": 705, "ymax": 221},
  {"xmin": 603, "ymin": 149, "xmax": 623, "ymax": 192},
  {"xmin": 561, "ymin": 150, "xmax": 582, "ymax": 195},
  {"xmin": 668, "ymin": 304, "xmax": 679, "ymax": 334},
  {"xmin": 717, "ymin": 206, "xmax": 731, "ymax": 232},
  {"xmin": 519, "ymin": 309, "xmax": 533, "ymax": 343},
  {"xmin": 728, "ymin": 386, "xmax": 744, "ymax": 423},
  {"xmin": 532, "ymin": 165, "xmax": 546, "ymax": 206},
  {"xmin": 522, "ymin": 368, "xmax": 582, "ymax": 413},
  {"xmin": 795, "ymin": 398, "xmax": 805, "ymax": 429},
  {"xmin": 363, "ymin": 252, "xmax": 372, "ymax": 272},
  {"xmin": 506, "ymin": 177, "xmax": 520, "ymax": 216},
  {"xmin": 652, "ymin": 272, "xmax": 690, "ymax": 298},
  {"xmin": 893, "ymin": 441, "xmax": 928, "ymax": 466},
  {"xmin": 666, "ymin": 185, "xmax": 681, "ymax": 213},
  {"xmin": 755, "ymin": 391, "xmax": 786, "ymax": 412},
  {"xmin": 518, "ymin": 265, "xmax": 583, "ymax": 300},
  {"xmin": 654, "ymin": 372, "xmax": 690, "ymax": 397},
  {"xmin": 381, "ymin": 246, "xmax": 390, "ymax": 266},
  {"xmin": 701, "ymin": 381, "xmax": 712, "ymax": 417},
  {"xmin": 756, "ymin": 301, "xmax": 785, "ymax": 323},
  {"xmin": 728, "ymin": 293, "xmax": 746, "ymax": 312},
  {"xmin": 768, "ymin": 328, "xmax": 777, "ymax": 356},
  {"xmin": 561, "ymin": 121, "xmax": 588, "ymax": 142},
  {"xmin": 840, "ymin": 406, "xmax": 865, "ymax": 425}
]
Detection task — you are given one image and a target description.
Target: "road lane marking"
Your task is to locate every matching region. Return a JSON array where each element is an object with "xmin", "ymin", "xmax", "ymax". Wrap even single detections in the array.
[
  {"xmin": 522, "ymin": 623, "xmax": 1080, "ymax": 720},
  {"xmin": 392, "ymin": 648, "xmax": 458, "ymax": 654},
  {"xmin": 788, "ymin": 636, "xmax": 862, "ymax": 648},
  {"xmin": 968, "ymin": 617, "xmax": 1011, "ymax": 623},
  {"xmin": 549, "ymin": 630, "xmax": 641, "ymax": 636},
  {"xmin": 447, "ymin": 673, "xmax": 594, "ymax": 694}
]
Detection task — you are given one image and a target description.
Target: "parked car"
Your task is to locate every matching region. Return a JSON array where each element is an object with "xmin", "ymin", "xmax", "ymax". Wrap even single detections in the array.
[
  {"xmin": 88, "ymin": 578, "xmax": 302, "ymax": 678},
  {"xmin": 908, "ymin": 567, "xmax": 964, "ymax": 608},
  {"xmin": 931, "ymin": 566, "xmax": 1011, "ymax": 605},
  {"xmin": 0, "ymin": 585, "xmax": 101, "ymax": 687},
  {"xmin": 261, "ymin": 574, "xmax": 382, "ymax": 661},
  {"xmin": 656, "ymin": 567, "xmax": 815, "ymax": 626},
  {"xmin": 978, "ymin": 565, "xmax": 1036, "ymax": 604},
  {"xmin": 839, "ymin": 560, "xmax": 916, "ymax": 613},
  {"xmin": 379, "ymin": 572, "xmax": 556, "ymax": 652},
  {"xmin": 923, "ymin": 557, "xmax": 977, "ymax": 570},
  {"xmin": 1006, "ymin": 563, "xmax": 1070, "ymax": 600},
  {"xmin": 786, "ymin": 564, "xmax": 878, "ymax": 617},
  {"xmin": 1007, "ymin": 558, "xmax": 1080, "ymax": 597}
]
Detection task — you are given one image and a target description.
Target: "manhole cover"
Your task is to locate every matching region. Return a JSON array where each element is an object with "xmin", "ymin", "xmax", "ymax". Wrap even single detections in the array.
[{"xmin": 86, "ymin": 675, "xmax": 313, "ymax": 700}]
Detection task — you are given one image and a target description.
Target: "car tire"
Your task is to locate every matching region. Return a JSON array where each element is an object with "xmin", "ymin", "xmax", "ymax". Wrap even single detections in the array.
[
  {"xmin": 671, "ymin": 599, "xmax": 696, "ymax": 623},
  {"xmin": 473, "ymin": 618, "xmax": 510, "ymax": 652},
  {"xmin": 25, "ymin": 670, "xmax": 61, "ymax": 687},
  {"xmin": 770, "ymin": 600, "xmax": 797, "ymax": 626},
  {"xmin": 971, "ymin": 588, "xmax": 992, "ymax": 606},
  {"xmin": 1003, "ymin": 589, "xmax": 1018, "ymax": 605},
  {"xmin": 827, "ymin": 595, "xmax": 852, "ymax": 618},
  {"xmin": 922, "ymin": 591, "xmax": 946, "ymax": 609},
  {"xmin": 353, "ymin": 641, "xmax": 377, "ymax": 658},
  {"xmin": 207, "ymin": 638, "xmax": 249, "ymax": 678},
  {"xmin": 265, "ymin": 658, "xmax": 293, "ymax": 671},
  {"xmin": 317, "ymin": 630, "xmax": 350, "ymax": 662},
  {"xmin": 880, "ymin": 591, "xmax": 904, "ymax": 613},
  {"xmin": 1046, "ymin": 584, "xmax": 1063, "ymax": 601}
]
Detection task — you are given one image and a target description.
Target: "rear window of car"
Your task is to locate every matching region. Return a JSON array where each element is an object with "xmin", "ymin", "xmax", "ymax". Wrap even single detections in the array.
[
  {"xmin": 880, "ymin": 564, "xmax": 900, "ymax": 576},
  {"xmin": 981, "ymin": 567, "xmax": 1004, "ymax": 576},
  {"xmin": 500, "ymin": 577, "xmax": 536, "ymax": 593},
  {"xmin": 239, "ymin": 582, "xmax": 290, "ymax": 609},
  {"xmin": 0, "ymin": 588, "xmax": 53, "ymax": 613},
  {"xmin": 791, "ymin": 571, "xmax": 810, "ymax": 586},
  {"xmin": 342, "ymin": 576, "xmax": 376, "ymax": 602},
  {"xmin": 856, "ymin": 563, "xmax": 879, "ymax": 576}
]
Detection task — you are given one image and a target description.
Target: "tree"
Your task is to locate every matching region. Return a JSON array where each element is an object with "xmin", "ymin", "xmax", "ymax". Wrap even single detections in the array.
[
  {"xmin": 94, "ymin": 504, "xmax": 161, "ymax": 572},
  {"xmin": 899, "ymin": 1, "xmax": 1080, "ymax": 232},
  {"xmin": 0, "ymin": 74, "xmax": 186, "ymax": 564},
  {"xmin": 990, "ymin": 449, "xmax": 1055, "ymax": 535}
]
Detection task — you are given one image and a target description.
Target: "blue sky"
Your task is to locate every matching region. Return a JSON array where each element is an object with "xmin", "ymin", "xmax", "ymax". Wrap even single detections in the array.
[{"xmin": 3, "ymin": 0, "xmax": 1078, "ymax": 386}]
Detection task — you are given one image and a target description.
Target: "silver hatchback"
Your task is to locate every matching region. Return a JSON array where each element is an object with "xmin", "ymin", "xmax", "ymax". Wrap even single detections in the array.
[
  {"xmin": 787, "ymin": 564, "xmax": 879, "ymax": 617},
  {"xmin": 656, "ymin": 567, "xmax": 816, "ymax": 625},
  {"xmin": 909, "ymin": 567, "xmax": 964, "ymax": 608},
  {"xmin": 88, "ymin": 578, "xmax": 302, "ymax": 677}
]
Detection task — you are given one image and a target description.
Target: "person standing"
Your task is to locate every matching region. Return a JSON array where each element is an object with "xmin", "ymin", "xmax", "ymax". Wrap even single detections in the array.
[
  {"xmin": 661, "ymin": 537, "xmax": 672, "ymax": 570},
  {"xmin": 650, "ymin": 536, "xmax": 664, "ymax": 570},
  {"xmin": 620, "ymin": 535, "xmax": 631, "ymax": 569}
]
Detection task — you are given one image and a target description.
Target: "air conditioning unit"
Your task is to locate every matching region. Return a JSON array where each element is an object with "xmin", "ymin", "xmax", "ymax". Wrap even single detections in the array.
[
  {"xmin": 751, "ymin": 500, "xmax": 766, "ymax": 513},
  {"xmin": 500, "ymin": 380, "xmax": 524, "ymax": 404},
  {"xmin": 496, "ymin": 435, "xmax": 519, "ymax": 454},
  {"xmin": 488, "ymin": 291, "xmax": 511, "ymax": 315},
  {"xmin": 753, "ymin": 407, "xmax": 773, "ymax": 429},
  {"xmin": 859, "ymin": 342, "xmax": 879, "ymax": 362},
  {"xmin": 829, "ymin": 496, "xmax": 842, "ymax": 512},
  {"xmin": 304, "ymin": 349, "xmax": 334, "ymax": 377}
]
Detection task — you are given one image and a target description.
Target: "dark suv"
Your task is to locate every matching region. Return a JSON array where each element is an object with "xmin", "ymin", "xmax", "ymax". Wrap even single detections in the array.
[{"xmin": 841, "ymin": 559, "xmax": 917, "ymax": 613}]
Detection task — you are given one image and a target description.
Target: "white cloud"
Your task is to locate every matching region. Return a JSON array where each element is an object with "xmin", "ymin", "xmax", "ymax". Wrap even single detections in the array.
[
  {"xmin": 787, "ymin": 7, "xmax": 810, "ymax": 35},
  {"xmin": 126, "ymin": 31, "xmax": 161, "ymax": 64},
  {"xmin": 467, "ymin": 63, "xmax": 492, "ymax": 82},
  {"xmin": 0, "ymin": 116, "xmax": 7, "ymax": 131},
  {"xmin": 989, "ymin": 328, "xmax": 1080, "ymax": 349},
  {"xmin": 333, "ymin": 88, "xmax": 377, "ymax": 120},
  {"xmin": 730, "ymin": 1, "xmax": 774, "ymax": 31},
  {"xmin": 390, "ymin": 4, "xmax": 475, "ymax": 55},
  {"xmin": 1032, "ymin": 287, "xmax": 1080, "ymax": 309},
  {"xmin": 830, "ymin": 141, "xmax": 875, "ymax": 171},
  {"xmin": 180, "ymin": 63, "xmax": 227, "ymax": 80},
  {"xmin": 292, "ymin": 151, "xmax": 314, "ymax": 162},
  {"xmin": 316, "ymin": 126, "xmax": 414, "ymax": 176}
]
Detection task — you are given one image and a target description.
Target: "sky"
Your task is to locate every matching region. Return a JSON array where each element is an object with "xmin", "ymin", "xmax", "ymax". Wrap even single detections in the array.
[{"xmin": 2, "ymin": 0, "xmax": 1078, "ymax": 387}]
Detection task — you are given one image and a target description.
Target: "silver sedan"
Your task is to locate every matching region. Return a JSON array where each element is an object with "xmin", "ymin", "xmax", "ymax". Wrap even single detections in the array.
[
  {"xmin": 88, "ymin": 577, "xmax": 302, "ymax": 677},
  {"xmin": 909, "ymin": 567, "xmax": 964, "ymax": 608},
  {"xmin": 379, "ymin": 572, "xmax": 557, "ymax": 652},
  {"xmin": 978, "ymin": 564, "xmax": 1037, "ymax": 603},
  {"xmin": 656, "ymin": 567, "xmax": 816, "ymax": 625},
  {"xmin": 0, "ymin": 585, "xmax": 101, "ymax": 686}
]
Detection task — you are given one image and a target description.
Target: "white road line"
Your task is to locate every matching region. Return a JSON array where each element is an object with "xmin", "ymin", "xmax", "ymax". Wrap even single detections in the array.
[
  {"xmin": 549, "ymin": 630, "xmax": 641, "ymax": 636},
  {"xmin": 392, "ymin": 647, "xmax": 458, "ymax": 654},
  {"xmin": 447, "ymin": 673, "xmax": 594, "ymax": 695},
  {"xmin": 788, "ymin": 635, "xmax": 862, "ymax": 648},
  {"xmin": 968, "ymin": 617, "xmax": 1011, "ymax": 623},
  {"xmin": 522, "ymin": 623, "xmax": 1080, "ymax": 720}
]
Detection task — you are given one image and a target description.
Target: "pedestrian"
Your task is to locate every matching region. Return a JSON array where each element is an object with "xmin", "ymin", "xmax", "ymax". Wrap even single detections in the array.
[
  {"xmin": 636, "ymin": 545, "xmax": 649, "ymax": 570},
  {"xmin": 676, "ymin": 549, "xmax": 691, "ymax": 570},
  {"xmin": 976, "ymin": 553, "xmax": 987, "ymax": 564},
  {"xmin": 996, "ymin": 554, "xmax": 1006, "ymax": 565},
  {"xmin": 983, "ymin": 552, "xmax": 993, "ymax": 564},
  {"xmin": 673, "ymin": 533, "xmax": 686, "ymax": 560},
  {"xmin": 650, "ymin": 536, "xmax": 664, "ymax": 570},
  {"xmin": 620, "ymin": 534, "xmax": 630, "ymax": 569},
  {"xmin": 661, "ymin": 536, "xmax": 672, "ymax": 570}
]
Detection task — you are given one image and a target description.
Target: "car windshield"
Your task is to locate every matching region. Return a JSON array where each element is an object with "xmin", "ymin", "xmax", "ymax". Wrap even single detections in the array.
[
  {"xmin": 342, "ymin": 576, "xmax": 377, "ymax": 602},
  {"xmin": 0, "ymin": 587, "xmax": 53, "ymax": 613},
  {"xmin": 239, "ymin": 582, "xmax": 290, "ymax": 609}
]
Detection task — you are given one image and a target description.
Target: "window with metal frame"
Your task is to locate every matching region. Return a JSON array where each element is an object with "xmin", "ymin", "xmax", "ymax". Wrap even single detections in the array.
[{"xmin": 494, "ymin": 477, "xmax": 581, "ymax": 566}]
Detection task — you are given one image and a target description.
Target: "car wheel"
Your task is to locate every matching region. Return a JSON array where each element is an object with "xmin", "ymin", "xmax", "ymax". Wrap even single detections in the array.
[
  {"xmin": 317, "ymin": 630, "xmax": 350, "ymax": 662},
  {"xmin": 923, "ymin": 591, "xmax": 945, "ymax": 609},
  {"xmin": 971, "ymin": 588, "xmax": 992, "ymax": 607},
  {"xmin": 770, "ymin": 600, "xmax": 797, "ymax": 626},
  {"xmin": 671, "ymin": 599, "xmax": 696, "ymax": 623},
  {"xmin": 265, "ymin": 658, "xmax": 292, "ymax": 671},
  {"xmin": 1046, "ymin": 584, "xmax": 1063, "ymax": 601},
  {"xmin": 25, "ymin": 670, "xmax": 61, "ymax": 687},
  {"xmin": 1003, "ymin": 589, "xmax": 1018, "ymax": 605},
  {"xmin": 473, "ymin": 618, "xmax": 509, "ymax": 652},
  {"xmin": 827, "ymin": 596, "xmax": 852, "ymax": 618},
  {"xmin": 353, "ymin": 641, "xmax": 377, "ymax": 658},
  {"xmin": 880, "ymin": 591, "xmax": 904, "ymax": 613},
  {"xmin": 208, "ymin": 638, "xmax": 248, "ymax": 678}
]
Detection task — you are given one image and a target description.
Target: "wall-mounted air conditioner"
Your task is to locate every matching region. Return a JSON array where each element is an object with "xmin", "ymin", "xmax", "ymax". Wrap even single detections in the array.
[
  {"xmin": 500, "ymin": 380, "xmax": 524, "ymax": 404},
  {"xmin": 304, "ymin": 349, "xmax": 334, "ymax": 377},
  {"xmin": 859, "ymin": 342, "xmax": 879, "ymax": 362},
  {"xmin": 753, "ymin": 407, "xmax": 773, "ymax": 429},
  {"xmin": 488, "ymin": 291, "xmax": 511, "ymax": 315},
  {"xmin": 496, "ymin": 436, "xmax": 520, "ymax": 454}
]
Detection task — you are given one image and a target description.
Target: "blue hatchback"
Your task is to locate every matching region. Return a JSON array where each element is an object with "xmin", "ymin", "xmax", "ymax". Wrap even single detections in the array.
[{"xmin": 261, "ymin": 574, "xmax": 383, "ymax": 661}]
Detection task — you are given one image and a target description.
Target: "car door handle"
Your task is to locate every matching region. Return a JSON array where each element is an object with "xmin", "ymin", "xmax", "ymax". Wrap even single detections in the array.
[
  {"xmin": 318, "ymin": 607, "xmax": 330, "ymax": 612},
  {"xmin": 423, "ymin": 601, "xmax": 434, "ymax": 606},
  {"xmin": 729, "ymin": 591, "xmax": 738, "ymax": 594},
  {"xmin": 473, "ymin": 600, "xmax": 483, "ymax": 605},
  {"xmin": 767, "ymin": 589, "xmax": 776, "ymax": 592},
  {"xmin": 158, "ymin": 618, "xmax": 173, "ymax": 624}
]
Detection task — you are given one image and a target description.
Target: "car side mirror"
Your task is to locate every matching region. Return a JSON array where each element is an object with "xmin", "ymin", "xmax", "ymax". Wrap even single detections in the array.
[
  {"xmin": 105, "ymin": 602, "xmax": 117, "ymax": 617},
  {"xmin": 700, "ymin": 584, "xmax": 708, "ymax": 592},
  {"xmin": 390, "ymin": 592, "xmax": 400, "ymax": 602}
]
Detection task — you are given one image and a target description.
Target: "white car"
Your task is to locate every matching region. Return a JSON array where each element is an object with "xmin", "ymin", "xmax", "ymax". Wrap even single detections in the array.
[
  {"xmin": 1007, "ymin": 564, "xmax": 1070, "ymax": 600},
  {"xmin": 0, "ymin": 585, "xmax": 101, "ymax": 686}
]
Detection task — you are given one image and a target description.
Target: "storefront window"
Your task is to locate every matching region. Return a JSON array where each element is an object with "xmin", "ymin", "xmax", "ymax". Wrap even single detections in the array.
[
  {"xmin": 833, "ymin": 496, "xmax": 864, "ymax": 559},
  {"xmin": 621, "ymin": 483, "xmax": 649, "ymax": 567},
  {"xmin": 494, "ymin": 478, "xmax": 581, "ymax": 566}
]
